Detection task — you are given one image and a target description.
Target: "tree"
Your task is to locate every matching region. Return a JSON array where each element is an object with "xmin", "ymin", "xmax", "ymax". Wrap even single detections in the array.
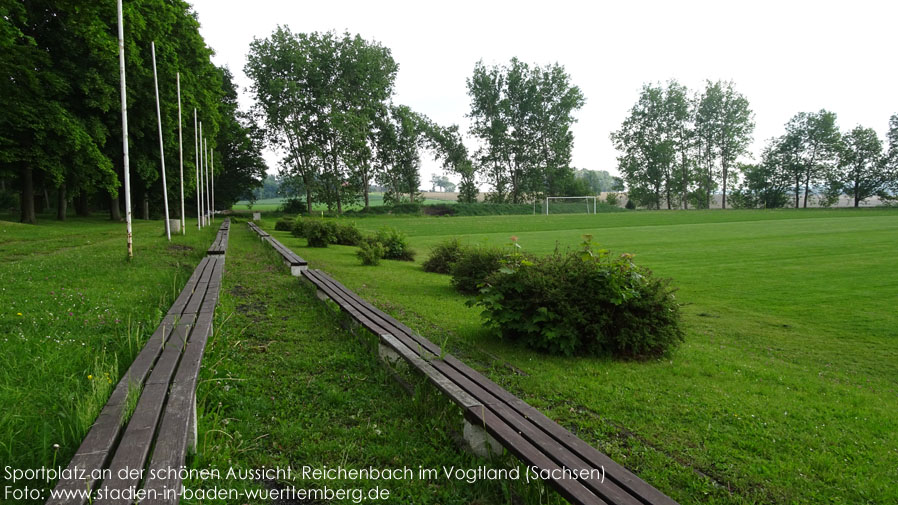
[
  {"xmin": 884, "ymin": 114, "xmax": 898, "ymax": 202},
  {"xmin": 425, "ymin": 123, "xmax": 478, "ymax": 203},
  {"xmin": 467, "ymin": 58, "xmax": 583, "ymax": 202},
  {"xmin": 731, "ymin": 140, "xmax": 790, "ymax": 209},
  {"xmin": 246, "ymin": 28, "xmax": 397, "ymax": 214},
  {"xmin": 694, "ymin": 81, "xmax": 754, "ymax": 209},
  {"xmin": 211, "ymin": 68, "xmax": 267, "ymax": 209},
  {"xmin": 835, "ymin": 126, "xmax": 886, "ymax": 207},
  {"xmin": 782, "ymin": 110, "xmax": 841, "ymax": 208},
  {"xmin": 610, "ymin": 83, "xmax": 671, "ymax": 209},
  {"xmin": 375, "ymin": 105, "xmax": 425, "ymax": 205}
]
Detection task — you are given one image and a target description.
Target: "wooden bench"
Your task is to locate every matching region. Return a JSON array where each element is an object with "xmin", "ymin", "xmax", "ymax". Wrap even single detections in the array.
[
  {"xmin": 302, "ymin": 268, "xmax": 678, "ymax": 505},
  {"xmin": 246, "ymin": 221, "xmax": 269, "ymax": 241},
  {"xmin": 48, "ymin": 254, "xmax": 226, "ymax": 505},
  {"xmin": 206, "ymin": 218, "xmax": 230, "ymax": 256},
  {"xmin": 249, "ymin": 224, "xmax": 307, "ymax": 276}
]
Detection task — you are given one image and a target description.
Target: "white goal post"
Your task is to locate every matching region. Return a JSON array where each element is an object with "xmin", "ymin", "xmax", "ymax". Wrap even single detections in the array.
[{"xmin": 544, "ymin": 196, "xmax": 597, "ymax": 215}]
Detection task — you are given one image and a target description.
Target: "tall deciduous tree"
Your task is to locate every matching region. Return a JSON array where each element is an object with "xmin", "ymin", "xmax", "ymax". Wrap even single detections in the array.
[
  {"xmin": 425, "ymin": 124, "xmax": 478, "ymax": 203},
  {"xmin": 835, "ymin": 126, "xmax": 886, "ymax": 207},
  {"xmin": 246, "ymin": 28, "xmax": 397, "ymax": 214},
  {"xmin": 375, "ymin": 105, "xmax": 425, "ymax": 204},
  {"xmin": 467, "ymin": 58, "xmax": 583, "ymax": 203},
  {"xmin": 694, "ymin": 80, "xmax": 754, "ymax": 209},
  {"xmin": 782, "ymin": 110, "xmax": 841, "ymax": 208}
]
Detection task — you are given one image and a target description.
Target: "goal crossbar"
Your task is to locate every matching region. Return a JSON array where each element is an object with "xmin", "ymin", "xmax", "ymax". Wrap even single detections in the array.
[{"xmin": 544, "ymin": 196, "xmax": 597, "ymax": 215}]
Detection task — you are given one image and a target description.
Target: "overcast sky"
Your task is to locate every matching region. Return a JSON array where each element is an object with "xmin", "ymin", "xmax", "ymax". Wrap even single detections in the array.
[{"xmin": 190, "ymin": 0, "xmax": 897, "ymax": 186}]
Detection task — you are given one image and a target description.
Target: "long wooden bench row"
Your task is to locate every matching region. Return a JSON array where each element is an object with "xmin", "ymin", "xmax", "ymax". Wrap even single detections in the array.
[
  {"xmin": 301, "ymin": 268, "xmax": 678, "ymax": 505},
  {"xmin": 247, "ymin": 221, "xmax": 307, "ymax": 275},
  {"xmin": 206, "ymin": 218, "xmax": 230, "ymax": 255},
  {"xmin": 48, "ymin": 254, "xmax": 226, "ymax": 505}
]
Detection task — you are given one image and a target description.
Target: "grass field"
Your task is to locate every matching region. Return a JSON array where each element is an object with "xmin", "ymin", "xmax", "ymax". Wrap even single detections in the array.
[
  {"xmin": 0, "ymin": 215, "xmax": 217, "ymax": 486},
  {"xmin": 2, "ymin": 208, "xmax": 896, "ymax": 504},
  {"xmin": 260, "ymin": 208, "xmax": 898, "ymax": 504}
]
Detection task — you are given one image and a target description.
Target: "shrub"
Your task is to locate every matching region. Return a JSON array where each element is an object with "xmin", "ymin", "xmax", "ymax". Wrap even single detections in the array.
[
  {"xmin": 422, "ymin": 238, "xmax": 465, "ymax": 274},
  {"xmin": 374, "ymin": 227, "xmax": 415, "ymax": 261},
  {"xmin": 357, "ymin": 240, "xmax": 385, "ymax": 266},
  {"xmin": 303, "ymin": 220, "xmax": 337, "ymax": 247},
  {"xmin": 473, "ymin": 237, "xmax": 683, "ymax": 358},
  {"xmin": 274, "ymin": 216, "xmax": 294, "ymax": 231},
  {"xmin": 279, "ymin": 198, "xmax": 306, "ymax": 214},
  {"xmin": 605, "ymin": 192, "xmax": 619, "ymax": 207},
  {"xmin": 333, "ymin": 221, "xmax": 362, "ymax": 246},
  {"xmin": 625, "ymin": 199, "xmax": 636, "ymax": 210},
  {"xmin": 449, "ymin": 246, "xmax": 506, "ymax": 294}
]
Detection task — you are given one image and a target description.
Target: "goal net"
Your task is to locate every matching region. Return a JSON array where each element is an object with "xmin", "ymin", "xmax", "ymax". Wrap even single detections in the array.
[{"xmin": 544, "ymin": 196, "xmax": 597, "ymax": 215}]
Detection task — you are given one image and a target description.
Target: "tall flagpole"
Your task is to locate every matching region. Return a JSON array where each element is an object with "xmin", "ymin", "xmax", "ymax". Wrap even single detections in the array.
[
  {"xmin": 204, "ymin": 137, "xmax": 211, "ymax": 224},
  {"xmin": 151, "ymin": 41, "xmax": 171, "ymax": 241},
  {"xmin": 194, "ymin": 109, "xmax": 200, "ymax": 230},
  {"xmin": 177, "ymin": 72, "xmax": 184, "ymax": 234},
  {"xmin": 117, "ymin": 0, "xmax": 133, "ymax": 258},
  {"xmin": 210, "ymin": 149, "xmax": 214, "ymax": 223},
  {"xmin": 199, "ymin": 122, "xmax": 205, "ymax": 227}
]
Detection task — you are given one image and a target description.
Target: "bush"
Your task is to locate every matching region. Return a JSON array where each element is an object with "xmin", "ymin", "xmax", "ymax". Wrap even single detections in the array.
[
  {"xmin": 333, "ymin": 221, "xmax": 362, "ymax": 246},
  {"xmin": 474, "ymin": 237, "xmax": 684, "ymax": 358},
  {"xmin": 449, "ymin": 246, "xmax": 506, "ymax": 294},
  {"xmin": 274, "ymin": 216, "xmax": 295, "ymax": 231},
  {"xmin": 357, "ymin": 240, "xmax": 385, "ymax": 266},
  {"xmin": 374, "ymin": 227, "xmax": 415, "ymax": 261},
  {"xmin": 422, "ymin": 238, "xmax": 465, "ymax": 274},
  {"xmin": 605, "ymin": 192, "xmax": 619, "ymax": 207},
  {"xmin": 625, "ymin": 199, "xmax": 636, "ymax": 210},
  {"xmin": 303, "ymin": 220, "xmax": 337, "ymax": 247}
]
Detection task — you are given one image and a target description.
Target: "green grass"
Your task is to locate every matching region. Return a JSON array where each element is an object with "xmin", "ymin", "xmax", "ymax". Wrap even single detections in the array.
[
  {"xmin": 261, "ymin": 208, "xmax": 898, "ymax": 504},
  {"xmin": 182, "ymin": 220, "xmax": 553, "ymax": 504},
  {"xmin": 0, "ymin": 214, "xmax": 218, "ymax": 495}
]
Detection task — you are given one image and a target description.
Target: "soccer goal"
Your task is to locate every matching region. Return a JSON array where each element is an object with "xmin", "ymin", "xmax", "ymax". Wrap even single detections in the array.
[{"xmin": 544, "ymin": 196, "xmax": 597, "ymax": 215}]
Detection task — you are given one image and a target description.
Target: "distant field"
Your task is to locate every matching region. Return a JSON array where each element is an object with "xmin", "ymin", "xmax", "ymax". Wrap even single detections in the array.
[
  {"xmin": 263, "ymin": 208, "xmax": 898, "ymax": 504},
  {"xmin": 233, "ymin": 192, "xmax": 458, "ymax": 211}
]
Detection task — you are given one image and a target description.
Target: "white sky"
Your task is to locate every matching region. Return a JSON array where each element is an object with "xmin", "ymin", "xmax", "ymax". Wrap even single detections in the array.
[{"xmin": 190, "ymin": 0, "xmax": 898, "ymax": 187}]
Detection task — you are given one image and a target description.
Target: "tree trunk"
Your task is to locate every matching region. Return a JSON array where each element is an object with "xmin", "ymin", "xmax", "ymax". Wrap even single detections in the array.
[
  {"xmin": 142, "ymin": 194, "xmax": 149, "ymax": 220},
  {"xmin": 721, "ymin": 162, "xmax": 728, "ymax": 210},
  {"xmin": 43, "ymin": 187, "xmax": 51, "ymax": 212},
  {"xmin": 802, "ymin": 172, "xmax": 810, "ymax": 208},
  {"xmin": 364, "ymin": 174, "xmax": 370, "ymax": 209},
  {"xmin": 20, "ymin": 166, "xmax": 36, "ymax": 224},
  {"xmin": 854, "ymin": 183, "xmax": 860, "ymax": 207},
  {"xmin": 305, "ymin": 187, "xmax": 312, "ymax": 214},
  {"xmin": 109, "ymin": 191, "xmax": 122, "ymax": 221},
  {"xmin": 75, "ymin": 191, "xmax": 90, "ymax": 216},
  {"xmin": 57, "ymin": 183, "xmax": 67, "ymax": 221}
]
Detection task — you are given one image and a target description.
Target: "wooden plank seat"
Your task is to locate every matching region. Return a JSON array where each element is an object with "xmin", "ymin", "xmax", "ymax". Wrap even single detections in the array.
[
  {"xmin": 206, "ymin": 218, "xmax": 230, "ymax": 255},
  {"xmin": 47, "ymin": 254, "xmax": 226, "ymax": 505},
  {"xmin": 258, "ymin": 231, "xmax": 307, "ymax": 276},
  {"xmin": 246, "ymin": 221, "xmax": 269, "ymax": 240},
  {"xmin": 301, "ymin": 268, "xmax": 678, "ymax": 505}
]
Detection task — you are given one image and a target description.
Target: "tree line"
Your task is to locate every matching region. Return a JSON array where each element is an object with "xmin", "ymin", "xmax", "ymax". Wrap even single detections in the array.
[
  {"xmin": 245, "ymin": 28, "xmax": 590, "ymax": 212},
  {"xmin": 0, "ymin": 0, "xmax": 266, "ymax": 224},
  {"xmin": 612, "ymin": 80, "xmax": 898, "ymax": 209}
]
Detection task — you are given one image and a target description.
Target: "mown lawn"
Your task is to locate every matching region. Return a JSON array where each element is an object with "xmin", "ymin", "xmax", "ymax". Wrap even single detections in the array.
[{"xmin": 263, "ymin": 208, "xmax": 898, "ymax": 504}]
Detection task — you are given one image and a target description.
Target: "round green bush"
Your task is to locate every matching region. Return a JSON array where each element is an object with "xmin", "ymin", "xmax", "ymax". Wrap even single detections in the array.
[
  {"xmin": 449, "ymin": 246, "xmax": 505, "ymax": 294},
  {"xmin": 474, "ymin": 238, "xmax": 684, "ymax": 358},
  {"xmin": 274, "ymin": 216, "xmax": 295, "ymax": 231},
  {"xmin": 422, "ymin": 238, "xmax": 465, "ymax": 274},
  {"xmin": 357, "ymin": 240, "xmax": 385, "ymax": 266},
  {"xmin": 333, "ymin": 221, "xmax": 362, "ymax": 246},
  {"xmin": 303, "ymin": 220, "xmax": 337, "ymax": 247},
  {"xmin": 374, "ymin": 227, "xmax": 415, "ymax": 261}
]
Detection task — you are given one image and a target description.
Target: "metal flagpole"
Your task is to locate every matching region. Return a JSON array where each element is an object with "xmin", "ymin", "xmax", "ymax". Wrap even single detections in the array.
[
  {"xmin": 177, "ymin": 72, "xmax": 184, "ymax": 234},
  {"xmin": 204, "ymin": 137, "xmax": 211, "ymax": 224},
  {"xmin": 210, "ymin": 149, "xmax": 214, "ymax": 223},
  {"xmin": 151, "ymin": 41, "xmax": 171, "ymax": 241},
  {"xmin": 199, "ymin": 122, "xmax": 205, "ymax": 227},
  {"xmin": 117, "ymin": 0, "xmax": 133, "ymax": 257},
  {"xmin": 194, "ymin": 109, "xmax": 200, "ymax": 230}
]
